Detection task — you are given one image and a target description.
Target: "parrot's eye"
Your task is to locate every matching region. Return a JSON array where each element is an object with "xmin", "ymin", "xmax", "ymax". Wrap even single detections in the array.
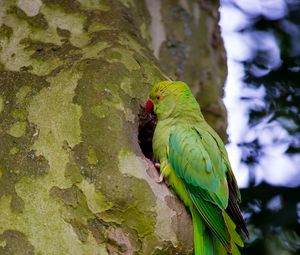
[{"xmin": 156, "ymin": 95, "xmax": 160, "ymax": 100}]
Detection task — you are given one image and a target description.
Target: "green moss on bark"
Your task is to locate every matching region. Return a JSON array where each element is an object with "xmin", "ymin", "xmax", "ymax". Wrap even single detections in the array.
[
  {"xmin": 8, "ymin": 6, "xmax": 48, "ymax": 30},
  {"xmin": 0, "ymin": 24, "xmax": 13, "ymax": 39},
  {"xmin": 0, "ymin": 230, "xmax": 35, "ymax": 255}
]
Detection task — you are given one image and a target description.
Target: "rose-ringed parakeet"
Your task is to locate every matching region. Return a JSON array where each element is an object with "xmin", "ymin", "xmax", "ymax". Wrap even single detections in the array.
[{"xmin": 145, "ymin": 81, "xmax": 248, "ymax": 255}]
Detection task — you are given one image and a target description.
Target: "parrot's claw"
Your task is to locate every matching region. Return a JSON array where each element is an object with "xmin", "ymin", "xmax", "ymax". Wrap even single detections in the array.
[
  {"xmin": 154, "ymin": 163, "xmax": 160, "ymax": 170},
  {"xmin": 156, "ymin": 174, "xmax": 164, "ymax": 183}
]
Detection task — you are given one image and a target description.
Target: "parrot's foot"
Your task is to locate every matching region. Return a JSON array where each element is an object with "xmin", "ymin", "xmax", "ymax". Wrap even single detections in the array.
[
  {"xmin": 154, "ymin": 163, "xmax": 164, "ymax": 183},
  {"xmin": 156, "ymin": 174, "xmax": 164, "ymax": 183}
]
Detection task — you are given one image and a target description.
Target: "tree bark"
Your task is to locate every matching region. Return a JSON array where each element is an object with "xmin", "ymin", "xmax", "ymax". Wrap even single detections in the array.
[{"xmin": 0, "ymin": 0, "xmax": 226, "ymax": 254}]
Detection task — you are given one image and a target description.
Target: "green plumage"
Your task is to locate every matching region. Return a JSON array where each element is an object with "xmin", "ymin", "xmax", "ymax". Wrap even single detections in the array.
[{"xmin": 148, "ymin": 81, "xmax": 248, "ymax": 255}]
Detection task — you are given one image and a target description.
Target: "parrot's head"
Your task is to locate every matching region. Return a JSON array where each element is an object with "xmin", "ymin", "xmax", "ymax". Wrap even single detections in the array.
[{"xmin": 146, "ymin": 81, "xmax": 194, "ymax": 120}]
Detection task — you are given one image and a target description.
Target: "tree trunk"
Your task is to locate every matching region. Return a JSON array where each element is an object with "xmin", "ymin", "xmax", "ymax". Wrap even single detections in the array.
[{"xmin": 0, "ymin": 0, "xmax": 226, "ymax": 254}]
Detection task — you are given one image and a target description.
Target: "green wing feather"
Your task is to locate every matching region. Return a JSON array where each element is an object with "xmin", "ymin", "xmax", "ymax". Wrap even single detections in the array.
[
  {"xmin": 206, "ymin": 128, "xmax": 241, "ymax": 202},
  {"xmin": 168, "ymin": 125, "xmax": 229, "ymax": 209},
  {"xmin": 207, "ymin": 128, "xmax": 249, "ymax": 237},
  {"xmin": 168, "ymin": 125, "xmax": 235, "ymax": 252}
]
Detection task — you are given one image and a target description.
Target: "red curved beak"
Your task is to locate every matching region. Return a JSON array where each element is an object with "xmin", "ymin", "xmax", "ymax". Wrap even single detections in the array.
[{"xmin": 145, "ymin": 99, "xmax": 154, "ymax": 113}]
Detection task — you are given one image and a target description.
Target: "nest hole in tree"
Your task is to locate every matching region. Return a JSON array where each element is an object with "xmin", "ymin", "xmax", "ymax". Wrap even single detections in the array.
[{"xmin": 138, "ymin": 105, "xmax": 157, "ymax": 160}]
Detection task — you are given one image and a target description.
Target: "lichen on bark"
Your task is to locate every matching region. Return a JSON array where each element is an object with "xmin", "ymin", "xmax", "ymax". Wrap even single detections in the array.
[{"xmin": 0, "ymin": 0, "xmax": 226, "ymax": 254}]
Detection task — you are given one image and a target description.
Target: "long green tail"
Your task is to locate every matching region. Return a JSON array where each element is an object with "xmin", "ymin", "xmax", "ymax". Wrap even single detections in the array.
[{"xmin": 191, "ymin": 208, "xmax": 243, "ymax": 255}]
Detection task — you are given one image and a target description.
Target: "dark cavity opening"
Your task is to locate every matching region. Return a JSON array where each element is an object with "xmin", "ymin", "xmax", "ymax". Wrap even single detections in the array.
[{"xmin": 138, "ymin": 105, "xmax": 157, "ymax": 160}]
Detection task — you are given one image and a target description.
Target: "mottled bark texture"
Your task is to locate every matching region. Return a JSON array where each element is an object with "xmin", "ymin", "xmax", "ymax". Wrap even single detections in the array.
[
  {"xmin": 147, "ymin": 0, "xmax": 227, "ymax": 141},
  {"xmin": 0, "ymin": 0, "xmax": 226, "ymax": 254}
]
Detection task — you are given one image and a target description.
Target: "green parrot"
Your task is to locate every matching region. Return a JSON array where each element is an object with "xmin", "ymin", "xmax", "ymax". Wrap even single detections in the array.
[{"xmin": 145, "ymin": 81, "xmax": 248, "ymax": 255}]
